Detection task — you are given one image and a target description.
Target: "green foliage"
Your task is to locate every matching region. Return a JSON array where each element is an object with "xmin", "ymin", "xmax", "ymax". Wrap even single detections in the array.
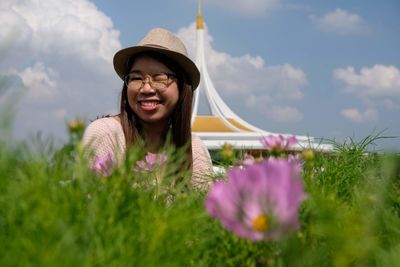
[{"xmin": 0, "ymin": 133, "xmax": 399, "ymax": 266}]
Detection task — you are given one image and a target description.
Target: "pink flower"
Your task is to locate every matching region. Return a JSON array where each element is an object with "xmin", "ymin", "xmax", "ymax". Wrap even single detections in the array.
[
  {"xmin": 134, "ymin": 152, "xmax": 168, "ymax": 173},
  {"xmin": 288, "ymin": 153, "xmax": 304, "ymax": 168},
  {"xmin": 92, "ymin": 152, "xmax": 113, "ymax": 176},
  {"xmin": 205, "ymin": 158, "xmax": 306, "ymax": 241},
  {"xmin": 261, "ymin": 135, "xmax": 298, "ymax": 153},
  {"xmin": 235, "ymin": 153, "xmax": 256, "ymax": 166}
]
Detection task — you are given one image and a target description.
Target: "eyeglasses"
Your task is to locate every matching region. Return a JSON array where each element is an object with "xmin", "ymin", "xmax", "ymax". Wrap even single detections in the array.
[{"xmin": 124, "ymin": 72, "xmax": 178, "ymax": 92}]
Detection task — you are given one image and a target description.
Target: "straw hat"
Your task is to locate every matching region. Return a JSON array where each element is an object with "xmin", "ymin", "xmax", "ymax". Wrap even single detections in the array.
[{"xmin": 113, "ymin": 27, "xmax": 200, "ymax": 89}]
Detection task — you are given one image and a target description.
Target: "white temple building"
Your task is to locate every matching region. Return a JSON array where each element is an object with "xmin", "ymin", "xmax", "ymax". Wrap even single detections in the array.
[{"xmin": 191, "ymin": 0, "xmax": 332, "ymax": 151}]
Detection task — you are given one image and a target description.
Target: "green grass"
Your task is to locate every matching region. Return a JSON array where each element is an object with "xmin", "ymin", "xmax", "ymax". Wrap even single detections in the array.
[{"xmin": 0, "ymin": 133, "xmax": 399, "ymax": 267}]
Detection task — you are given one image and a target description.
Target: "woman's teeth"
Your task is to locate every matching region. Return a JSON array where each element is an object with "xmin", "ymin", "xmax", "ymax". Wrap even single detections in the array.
[{"xmin": 140, "ymin": 101, "xmax": 159, "ymax": 106}]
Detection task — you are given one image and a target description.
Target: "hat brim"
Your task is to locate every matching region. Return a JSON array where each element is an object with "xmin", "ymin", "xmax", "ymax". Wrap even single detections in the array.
[{"xmin": 113, "ymin": 46, "xmax": 200, "ymax": 90}]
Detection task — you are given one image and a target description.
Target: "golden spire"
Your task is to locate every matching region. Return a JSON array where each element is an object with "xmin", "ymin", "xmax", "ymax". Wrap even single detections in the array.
[{"xmin": 196, "ymin": 0, "xmax": 204, "ymax": 29}]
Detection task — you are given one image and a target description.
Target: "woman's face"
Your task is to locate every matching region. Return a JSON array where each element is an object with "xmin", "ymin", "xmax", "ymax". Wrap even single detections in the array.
[{"xmin": 127, "ymin": 55, "xmax": 179, "ymax": 127}]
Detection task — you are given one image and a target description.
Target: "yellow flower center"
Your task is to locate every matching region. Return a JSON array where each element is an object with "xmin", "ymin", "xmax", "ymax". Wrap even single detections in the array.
[
  {"xmin": 252, "ymin": 214, "xmax": 268, "ymax": 232},
  {"xmin": 222, "ymin": 150, "xmax": 233, "ymax": 159},
  {"xmin": 302, "ymin": 149, "xmax": 314, "ymax": 161},
  {"xmin": 271, "ymin": 146, "xmax": 283, "ymax": 157}
]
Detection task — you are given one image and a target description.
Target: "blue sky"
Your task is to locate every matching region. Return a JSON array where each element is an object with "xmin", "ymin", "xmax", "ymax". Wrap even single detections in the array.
[{"xmin": 1, "ymin": 0, "xmax": 399, "ymax": 150}]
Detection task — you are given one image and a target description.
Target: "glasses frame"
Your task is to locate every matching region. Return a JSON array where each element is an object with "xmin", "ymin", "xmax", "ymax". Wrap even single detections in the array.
[{"xmin": 124, "ymin": 72, "xmax": 178, "ymax": 92}]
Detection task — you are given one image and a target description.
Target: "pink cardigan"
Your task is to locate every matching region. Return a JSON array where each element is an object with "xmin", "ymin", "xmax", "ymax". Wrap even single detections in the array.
[{"xmin": 82, "ymin": 117, "xmax": 213, "ymax": 190}]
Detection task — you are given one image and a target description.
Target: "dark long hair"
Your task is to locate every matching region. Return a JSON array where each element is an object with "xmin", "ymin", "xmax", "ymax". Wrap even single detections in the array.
[{"xmin": 119, "ymin": 51, "xmax": 194, "ymax": 170}]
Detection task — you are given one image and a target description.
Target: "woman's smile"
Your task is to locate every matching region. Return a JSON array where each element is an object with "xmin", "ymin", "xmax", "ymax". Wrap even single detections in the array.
[{"xmin": 138, "ymin": 100, "xmax": 161, "ymax": 111}]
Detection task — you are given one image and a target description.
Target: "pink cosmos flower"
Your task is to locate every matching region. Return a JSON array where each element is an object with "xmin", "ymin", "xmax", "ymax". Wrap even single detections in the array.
[
  {"xmin": 134, "ymin": 152, "xmax": 168, "ymax": 173},
  {"xmin": 260, "ymin": 135, "xmax": 298, "ymax": 153},
  {"xmin": 288, "ymin": 153, "xmax": 304, "ymax": 167},
  {"xmin": 205, "ymin": 157, "xmax": 306, "ymax": 241},
  {"xmin": 92, "ymin": 152, "xmax": 113, "ymax": 176},
  {"xmin": 236, "ymin": 153, "xmax": 256, "ymax": 166}
]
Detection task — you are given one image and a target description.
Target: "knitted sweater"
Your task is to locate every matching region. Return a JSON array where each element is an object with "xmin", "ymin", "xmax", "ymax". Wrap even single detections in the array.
[{"xmin": 82, "ymin": 117, "xmax": 213, "ymax": 189}]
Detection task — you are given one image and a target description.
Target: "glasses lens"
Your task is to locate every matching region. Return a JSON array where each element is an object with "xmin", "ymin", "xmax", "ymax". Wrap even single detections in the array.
[
  {"xmin": 125, "ymin": 73, "xmax": 143, "ymax": 89},
  {"xmin": 151, "ymin": 74, "xmax": 169, "ymax": 90},
  {"xmin": 125, "ymin": 73, "xmax": 176, "ymax": 91}
]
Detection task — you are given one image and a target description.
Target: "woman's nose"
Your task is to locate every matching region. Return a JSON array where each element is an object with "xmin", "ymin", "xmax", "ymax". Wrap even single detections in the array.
[{"xmin": 140, "ymin": 81, "xmax": 156, "ymax": 94}]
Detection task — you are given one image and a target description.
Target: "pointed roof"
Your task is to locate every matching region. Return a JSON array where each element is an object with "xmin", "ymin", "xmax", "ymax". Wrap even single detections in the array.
[
  {"xmin": 191, "ymin": 0, "xmax": 332, "ymax": 151},
  {"xmin": 196, "ymin": 0, "xmax": 204, "ymax": 30}
]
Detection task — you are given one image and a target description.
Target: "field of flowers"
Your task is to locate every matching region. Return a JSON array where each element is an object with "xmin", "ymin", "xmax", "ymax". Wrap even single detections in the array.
[{"xmin": 0, "ymin": 122, "xmax": 399, "ymax": 266}]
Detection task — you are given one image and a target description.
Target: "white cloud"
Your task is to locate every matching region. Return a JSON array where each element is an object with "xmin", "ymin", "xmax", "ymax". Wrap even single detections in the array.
[
  {"xmin": 53, "ymin": 108, "xmax": 67, "ymax": 120},
  {"xmin": 263, "ymin": 105, "xmax": 304, "ymax": 122},
  {"xmin": 310, "ymin": 8, "xmax": 368, "ymax": 34},
  {"xmin": 18, "ymin": 62, "xmax": 57, "ymax": 100},
  {"xmin": 333, "ymin": 65, "xmax": 400, "ymax": 98},
  {"xmin": 334, "ymin": 64, "xmax": 400, "ymax": 121},
  {"xmin": 245, "ymin": 94, "xmax": 303, "ymax": 122},
  {"xmin": 205, "ymin": 0, "xmax": 281, "ymax": 16},
  {"xmin": 177, "ymin": 22, "xmax": 307, "ymax": 121},
  {"xmin": 3, "ymin": 0, "xmax": 121, "ymax": 64},
  {"xmin": 245, "ymin": 94, "xmax": 258, "ymax": 107},
  {"xmin": 341, "ymin": 108, "xmax": 378, "ymax": 123},
  {"xmin": 380, "ymin": 99, "xmax": 400, "ymax": 110},
  {"xmin": 211, "ymin": 59, "xmax": 306, "ymax": 100},
  {"xmin": 0, "ymin": 0, "xmax": 122, "ymax": 139}
]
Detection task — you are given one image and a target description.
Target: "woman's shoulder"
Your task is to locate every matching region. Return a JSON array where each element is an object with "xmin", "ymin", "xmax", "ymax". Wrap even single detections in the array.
[
  {"xmin": 85, "ymin": 116, "xmax": 122, "ymax": 134},
  {"xmin": 82, "ymin": 116, "xmax": 126, "ymax": 167},
  {"xmin": 191, "ymin": 134, "xmax": 207, "ymax": 152},
  {"xmin": 191, "ymin": 134, "xmax": 212, "ymax": 166},
  {"xmin": 191, "ymin": 134, "xmax": 214, "ymax": 190},
  {"xmin": 83, "ymin": 116, "xmax": 124, "ymax": 144},
  {"xmin": 191, "ymin": 133, "xmax": 204, "ymax": 144}
]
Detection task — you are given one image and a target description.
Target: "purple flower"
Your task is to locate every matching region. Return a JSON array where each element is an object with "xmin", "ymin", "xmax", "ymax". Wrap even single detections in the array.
[
  {"xmin": 235, "ymin": 153, "xmax": 256, "ymax": 166},
  {"xmin": 205, "ymin": 158, "xmax": 306, "ymax": 241},
  {"xmin": 134, "ymin": 152, "xmax": 168, "ymax": 173},
  {"xmin": 261, "ymin": 135, "xmax": 298, "ymax": 154},
  {"xmin": 288, "ymin": 153, "xmax": 304, "ymax": 168},
  {"xmin": 92, "ymin": 152, "xmax": 113, "ymax": 176}
]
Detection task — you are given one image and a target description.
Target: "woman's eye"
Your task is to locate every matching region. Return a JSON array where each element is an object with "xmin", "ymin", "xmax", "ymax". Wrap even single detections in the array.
[
  {"xmin": 130, "ymin": 76, "xmax": 143, "ymax": 81},
  {"xmin": 154, "ymin": 74, "xmax": 168, "ymax": 81}
]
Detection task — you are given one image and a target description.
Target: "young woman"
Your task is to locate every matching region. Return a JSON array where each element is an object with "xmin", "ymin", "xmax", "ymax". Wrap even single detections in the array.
[{"xmin": 82, "ymin": 28, "xmax": 213, "ymax": 189}]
